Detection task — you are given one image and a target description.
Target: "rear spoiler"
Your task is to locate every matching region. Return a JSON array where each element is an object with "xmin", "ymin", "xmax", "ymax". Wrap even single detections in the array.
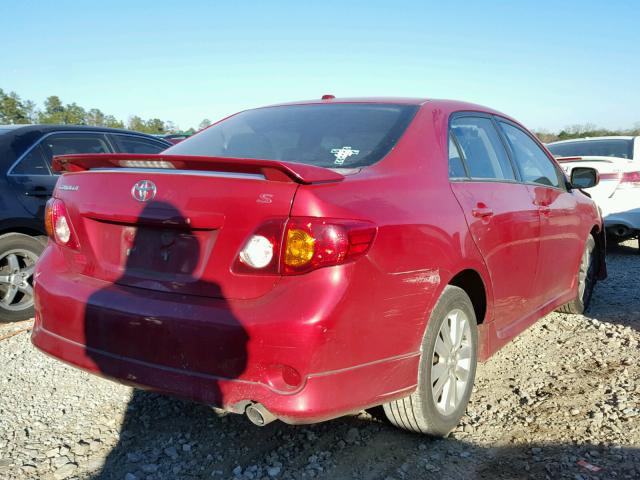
[
  {"xmin": 555, "ymin": 155, "xmax": 627, "ymax": 163},
  {"xmin": 51, "ymin": 153, "xmax": 345, "ymax": 185}
]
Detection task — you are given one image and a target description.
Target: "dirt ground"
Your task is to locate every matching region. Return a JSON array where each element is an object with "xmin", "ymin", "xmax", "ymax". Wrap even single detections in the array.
[{"xmin": 0, "ymin": 241, "xmax": 638, "ymax": 480}]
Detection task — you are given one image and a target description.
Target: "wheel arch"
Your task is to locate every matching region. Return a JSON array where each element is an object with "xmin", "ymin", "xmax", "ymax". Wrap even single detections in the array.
[
  {"xmin": 448, "ymin": 268, "xmax": 487, "ymax": 325},
  {"xmin": 446, "ymin": 268, "xmax": 494, "ymax": 361},
  {"xmin": 0, "ymin": 226, "xmax": 45, "ymax": 238},
  {"xmin": 0, "ymin": 218, "xmax": 46, "ymax": 238}
]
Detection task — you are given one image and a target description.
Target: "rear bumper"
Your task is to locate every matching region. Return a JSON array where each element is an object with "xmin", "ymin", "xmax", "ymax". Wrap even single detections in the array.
[
  {"xmin": 31, "ymin": 248, "xmax": 420, "ymax": 424},
  {"xmin": 601, "ymin": 191, "xmax": 640, "ymax": 230},
  {"xmin": 32, "ymin": 324, "xmax": 417, "ymax": 423},
  {"xmin": 604, "ymin": 214, "xmax": 640, "ymax": 231}
]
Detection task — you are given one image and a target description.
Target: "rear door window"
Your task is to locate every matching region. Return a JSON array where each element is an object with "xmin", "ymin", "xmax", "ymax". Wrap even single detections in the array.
[
  {"xmin": 42, "ymin": 133, "xmax": 111, "ymax": 156},
  {"xmin": 450, "ymin": 117, "xmax": 516, "ymax": 181},
  {"xmin": 547, "ymin": 139, "xmax": 634, "ymax": 159},
  {"xmin": 448, "ymin": 135, "xmax": 467, "ymax": 178},
  {"xmin": 39, "ymin": 133, "xmax": 111, "ymax": 173},
  {"xmin": 10, "ymin": 144, "xmax": 50, "ymax": 175},
  {"xmin": 499, "ymin": 122, "xmax": 564, "ymax": 189},
  {"xmin": 111, "ymin": 134, "xmax": 168, "ymax": 154}
]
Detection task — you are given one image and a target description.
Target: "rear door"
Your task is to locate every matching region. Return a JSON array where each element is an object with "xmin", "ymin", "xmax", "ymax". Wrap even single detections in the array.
[
  {"xmin": 497, "ymin": 120, "xmax": 582, "ymax": 306},
  {"xmin": 7, "ymin": 132, "xmax": 112, "ymax": 220},
  {"xmin": 448, "ymin": 114, "xmax": 540, "ymax": 332}
]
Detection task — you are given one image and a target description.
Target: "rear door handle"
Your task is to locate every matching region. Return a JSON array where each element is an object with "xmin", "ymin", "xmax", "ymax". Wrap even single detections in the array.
[
  {"xmin": 472, "ymin": 206, "xmax": 494, "ymax": 218},
  {"xmin": 533, "ymin": 199, "xmax": 552, "ymax": 216},
  {"xmin": 25, "ymin": 187, "xmax": 52, "ymax": 198},
  {"xmin": 538, "ymin": 205, "xmax": 551, "ymax": 215}
]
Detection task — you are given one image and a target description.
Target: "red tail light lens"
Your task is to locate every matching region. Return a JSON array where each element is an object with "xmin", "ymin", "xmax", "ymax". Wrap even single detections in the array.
[
  {"xmin": 620, "ymin": 171, "xmax": 640, "ymax": 187},
  {"xmin": 234, "ymin": 218, "xmax": 376, "ymax": 275},
  {"xmin": 44, "ymin": 198, "xmax": 79, "ymax": 249},
  {"xmin": 282, "ymin": 218, "xmax": 376, "ymax": 274}
]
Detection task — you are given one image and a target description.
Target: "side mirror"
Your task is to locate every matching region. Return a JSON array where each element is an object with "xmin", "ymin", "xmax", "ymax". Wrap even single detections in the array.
[{"xmin": 570, "ymin": 167, "xmax": 599, "ymax": 189}]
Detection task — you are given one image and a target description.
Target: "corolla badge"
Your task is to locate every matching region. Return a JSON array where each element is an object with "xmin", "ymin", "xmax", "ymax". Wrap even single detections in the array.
[{"xmin": 131, "ymin": 180, "xmax": 157, "ymax": 202}]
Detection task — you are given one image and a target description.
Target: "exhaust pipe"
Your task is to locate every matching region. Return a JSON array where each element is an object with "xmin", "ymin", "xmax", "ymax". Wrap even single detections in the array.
[
  {"xmin": 245, "ymin": 403, "xmax": 277, "ymax": 426},
  {"xmin": 609, "ymin": 225, "xmax": 632, "ymax": 238}
]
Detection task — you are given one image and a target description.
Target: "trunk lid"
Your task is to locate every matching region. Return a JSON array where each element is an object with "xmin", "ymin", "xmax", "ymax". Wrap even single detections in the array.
[
  {"xmin": 557, "ymin": 155, "xmax": 634, "ymax": 201},
  {"xmin": 52, "ymin": 154, "xmax": 344, "ymax": 299}
]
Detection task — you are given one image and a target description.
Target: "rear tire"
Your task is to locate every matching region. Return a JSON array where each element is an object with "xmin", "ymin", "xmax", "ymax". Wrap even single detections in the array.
[
  {"xmin": 557, "ymin": 234, "xmax": 596, "ymax": 314},
  {"xmin": 0, "ymin": 233, "xmax": 44, "ymax": 323},
  {"xmin": 383, "ymin": 285, "xmax": 478, "ymax": 436}
]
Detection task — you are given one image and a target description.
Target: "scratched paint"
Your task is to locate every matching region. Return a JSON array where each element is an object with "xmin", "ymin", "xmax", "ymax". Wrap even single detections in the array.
[{"xmin": 401, "ymin": 268, "xmax": 441, "ymax": 286}]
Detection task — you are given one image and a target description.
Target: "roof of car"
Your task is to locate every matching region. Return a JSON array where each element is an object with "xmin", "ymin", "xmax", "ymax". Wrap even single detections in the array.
[
  {"xmin": 0, "ymin": 124, "xmax": 158, "ymax": 136},
  {"xmin": 260, "ymin": 97, "xmax": 514, "ymax": 120},
  {"xmin": 549, "ymin": 136, "xmax": 637, "ymax": 145},
  {"xmin": 265, "ymin": 97, "xmax": 429, "ymax": 107}
]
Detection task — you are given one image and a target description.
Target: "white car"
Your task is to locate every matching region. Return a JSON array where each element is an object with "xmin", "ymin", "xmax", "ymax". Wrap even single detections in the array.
[{"xmin": 547, "ymin": 136, "xmax": 640, "ymax": 245}]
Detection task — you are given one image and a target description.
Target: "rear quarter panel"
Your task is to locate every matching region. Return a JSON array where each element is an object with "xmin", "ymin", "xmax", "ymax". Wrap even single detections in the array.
[{"xmin": 290, "ymin": 104, "xmax": 494, "ymax": 366}]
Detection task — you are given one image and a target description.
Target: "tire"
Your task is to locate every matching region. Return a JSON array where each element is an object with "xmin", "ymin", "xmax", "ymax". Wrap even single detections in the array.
[
  {"xmin": 383, "ymin": 285, "xmax": 478, "ymax": 436},
  {"xmin": 556, "ymin": 235, "xmax": 596, "ymax": 314},
  {"xmin": 0, "ymin": 233, "xmax": 45, "ymax": 323},
  {"xmin": 36, "ymin": 235, "xmax": 49, "ymax": 248}
]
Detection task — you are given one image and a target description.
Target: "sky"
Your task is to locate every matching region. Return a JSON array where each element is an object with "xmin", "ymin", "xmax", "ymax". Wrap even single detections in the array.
[{"xmin": 1, "ymin": 0, "xmax": 638, "ymax": 132}]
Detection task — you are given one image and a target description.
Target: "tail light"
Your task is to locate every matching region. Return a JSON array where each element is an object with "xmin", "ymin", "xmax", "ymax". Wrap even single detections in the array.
[
  {"xmin": 282, "ymin": 218, "xmax": 376, "ymax": 274},
  {"xmin": 234, "ymin": 217, "xmax": 376, "ymax": 275},
  {"xmin": 45, "ymin": 198, "xmax": 79, "ymax": 249},
  {"xmin": 618, "ymin": 171, "xmax": 640, "ymax": 189}
]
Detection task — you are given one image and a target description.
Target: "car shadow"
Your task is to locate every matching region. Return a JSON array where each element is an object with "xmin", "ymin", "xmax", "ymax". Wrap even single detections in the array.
[
  {"xmin": 84, "ymin": 206, "xmax": 637, "ymax": 479},
  {"xmin": 84, "ymin": 201, "xmax": 249, "ymax": 479},
  {"xmin": 586, "ymin": 240, "xmax": 640, "ymax": 331},
  {"xmin": 88, "ymin": 389, "xmax": 638, "ymax": 479}
]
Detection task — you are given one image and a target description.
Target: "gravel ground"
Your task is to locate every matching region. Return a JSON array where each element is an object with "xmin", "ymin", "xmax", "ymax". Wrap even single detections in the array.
[{"xmin": 1, "ymin": 241, "xmax": 638, "ymax": 480}]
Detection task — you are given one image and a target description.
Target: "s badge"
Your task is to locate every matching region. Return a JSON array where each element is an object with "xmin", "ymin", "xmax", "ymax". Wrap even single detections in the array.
[{"xmin": 257, "ymin": 193, "xmax": 274, "ymax": 204}]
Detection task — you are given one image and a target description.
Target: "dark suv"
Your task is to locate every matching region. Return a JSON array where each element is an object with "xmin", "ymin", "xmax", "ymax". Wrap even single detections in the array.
[{"xmin": 0, "ymin": 125, "xmax": 171, "ymax": 321}]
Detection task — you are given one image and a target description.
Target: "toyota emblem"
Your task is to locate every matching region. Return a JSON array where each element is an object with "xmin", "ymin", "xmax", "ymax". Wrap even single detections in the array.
[{"xmin": 131, "ymin": 180, "xmax": 157, "ymax": 202}]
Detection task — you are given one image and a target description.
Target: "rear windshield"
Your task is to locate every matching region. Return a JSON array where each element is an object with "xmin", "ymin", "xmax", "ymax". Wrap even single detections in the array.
[
  {"xmin": 547, "ymin": 139, "xmax": 634, "ymax": 159},
  {"xmin": 165, "ymin": 103, "xmax": 419, "ymax": 168}
]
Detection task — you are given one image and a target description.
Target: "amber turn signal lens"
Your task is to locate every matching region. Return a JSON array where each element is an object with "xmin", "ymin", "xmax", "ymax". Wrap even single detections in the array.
[
  {"xmin": 44, "ymin": 199, "xmax": 55, "ymax": 238},
  {"xmin": 284, "ymin": 229, "xmax": 315, "ymax": 267}
]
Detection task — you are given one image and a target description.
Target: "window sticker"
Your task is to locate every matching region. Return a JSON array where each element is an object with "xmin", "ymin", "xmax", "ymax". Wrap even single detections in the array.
[{"xmin": 330, "ymin": 146, "xmax": 360, "ymax": 165}]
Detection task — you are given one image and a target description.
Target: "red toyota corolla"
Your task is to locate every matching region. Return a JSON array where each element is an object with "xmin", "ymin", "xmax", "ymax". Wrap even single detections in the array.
[{"xmin": 32, "ymin": 98, "xmax": 606, "ymax": 435}]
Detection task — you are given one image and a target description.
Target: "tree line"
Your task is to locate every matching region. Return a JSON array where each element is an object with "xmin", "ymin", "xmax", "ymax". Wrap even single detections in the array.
[
  {"xmin": 534, "ymin": 123, "xmax": 640, "ymax": 143},
  {"xmin": 2, "ymin": 87, "xmax": 638, "ymax": 141},
  {"xmin": 0, "ymin": 88, "xmax": 212, "ymax": 135}
]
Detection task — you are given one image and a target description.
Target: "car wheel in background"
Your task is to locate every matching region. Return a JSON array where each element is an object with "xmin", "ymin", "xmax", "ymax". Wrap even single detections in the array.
[
  {"xmin": 0, "ymin": 233, "xmax": 44, "ymax": 323},
  {"xmin": 557, "ymin": 234, "xmax": 596, "ymax": 314},
  {"xmin": 383, "ymin": 285, "xmax": 478, "ymax": 436}
]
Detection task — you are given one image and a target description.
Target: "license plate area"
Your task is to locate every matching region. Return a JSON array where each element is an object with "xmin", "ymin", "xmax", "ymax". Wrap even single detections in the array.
[
  {"xmin": 82, "ymin": 218, "xmax": 218, "ymax": 293},
  {"xmin": 123, "ymin": 226, "xmax": 204, "ymax": 278}
]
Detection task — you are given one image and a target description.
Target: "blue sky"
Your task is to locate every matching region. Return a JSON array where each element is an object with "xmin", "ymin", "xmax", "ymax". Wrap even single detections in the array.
[{"xmin": 1, "ymin": 0, "xmax": 638, "ymax": 131}]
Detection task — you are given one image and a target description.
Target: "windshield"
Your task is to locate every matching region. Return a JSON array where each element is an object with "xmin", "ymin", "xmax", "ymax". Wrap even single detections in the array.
[
  {"xmin": 166, "ymin": 103, "xmax": 419, "ymax": 168},
  {"xmin": 547, "ymin": 139, "xmax": 634, "ymax": 159}
]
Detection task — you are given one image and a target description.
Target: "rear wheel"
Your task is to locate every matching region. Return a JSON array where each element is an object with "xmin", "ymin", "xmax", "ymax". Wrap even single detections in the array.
[
  {"xmin": 557, "ymin": 234, "xmax": 596, "ymax": 314},
  {"xmin": 0, "ymin": 233, "xmax": 44, "ymax": 323},
  {"xmin": 383, "ymin": 285, "xmax": 478, "ymax": 436}
]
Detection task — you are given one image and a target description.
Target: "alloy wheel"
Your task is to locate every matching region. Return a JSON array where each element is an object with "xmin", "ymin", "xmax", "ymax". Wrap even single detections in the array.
[
  {"xmin": 0, "ymin": 249, "xmax": 38, "ymax": 312},
  {"xmin": 430, "ymin": 308, "xmax": 472, "ymax": 416}
]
